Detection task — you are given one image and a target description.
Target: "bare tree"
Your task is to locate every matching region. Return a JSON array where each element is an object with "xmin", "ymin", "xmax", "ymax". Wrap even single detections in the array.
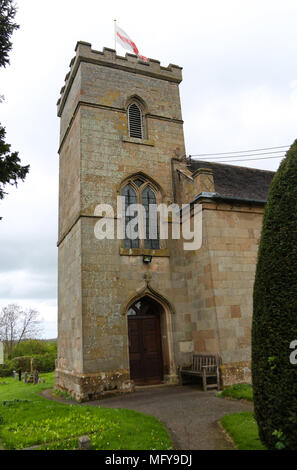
[{"xmin": 0, "ymin": 304, "xmax": 42, "ymax": 357}]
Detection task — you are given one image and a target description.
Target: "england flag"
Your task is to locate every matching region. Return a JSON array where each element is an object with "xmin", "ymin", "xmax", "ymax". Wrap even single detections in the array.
[{"xmin": 115, "ymin": 24, "xmax": 148, "ymax": 62}]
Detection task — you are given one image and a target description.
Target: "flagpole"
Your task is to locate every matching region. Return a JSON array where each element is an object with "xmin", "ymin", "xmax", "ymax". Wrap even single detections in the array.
[{"xmin": 114, "ymin": 19, "xmax": 117, "ymax": 53}]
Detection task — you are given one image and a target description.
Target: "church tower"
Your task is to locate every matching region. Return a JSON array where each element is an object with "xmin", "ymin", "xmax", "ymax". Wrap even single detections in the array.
[{"xmin": 55, "ymin": 42, "xmax": 190, "ymax": 401}]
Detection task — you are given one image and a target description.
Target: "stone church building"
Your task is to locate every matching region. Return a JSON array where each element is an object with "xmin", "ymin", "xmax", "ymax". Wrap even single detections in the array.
[{"xmin": 55, "ymin": 42, "xmax": 274, "ymax": 401}]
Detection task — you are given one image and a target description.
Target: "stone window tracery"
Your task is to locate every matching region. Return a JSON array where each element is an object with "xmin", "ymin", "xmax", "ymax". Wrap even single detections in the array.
[{"xmin": 121, "ymin": 177, "xmax": 160, "ymax": 250}]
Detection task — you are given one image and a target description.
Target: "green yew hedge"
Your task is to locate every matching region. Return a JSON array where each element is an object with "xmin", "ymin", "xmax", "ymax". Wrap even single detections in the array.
[{"xmin": 252, "ymin": 139, "xmax": 297, "ymax": 450}]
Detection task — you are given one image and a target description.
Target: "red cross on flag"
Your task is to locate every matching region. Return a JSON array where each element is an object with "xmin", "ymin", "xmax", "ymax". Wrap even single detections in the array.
[{"xmin": 115, "ymin": 24, "xmax": 148, "ymax": 62}]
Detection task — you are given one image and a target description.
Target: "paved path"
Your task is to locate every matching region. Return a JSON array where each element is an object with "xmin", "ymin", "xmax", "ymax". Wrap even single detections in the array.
[{"xmin": 42, "ymin": 385, "xmax": 253, "ymax": 450}]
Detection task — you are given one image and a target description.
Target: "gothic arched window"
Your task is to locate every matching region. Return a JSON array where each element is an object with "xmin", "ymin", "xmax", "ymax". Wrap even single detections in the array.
[
  {"xmin": 128, "ymin": 103, "xmax": 143, "ymax": 139},
  {"xmin": 121, "ymin": 177, "xmax": 160, "ymax": 250}
]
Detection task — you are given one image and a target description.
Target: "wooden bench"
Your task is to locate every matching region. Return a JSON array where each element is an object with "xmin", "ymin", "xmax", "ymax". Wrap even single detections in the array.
[{"xmin": 179, "ymin": 354, "xmax": 221, "ymax": 391}]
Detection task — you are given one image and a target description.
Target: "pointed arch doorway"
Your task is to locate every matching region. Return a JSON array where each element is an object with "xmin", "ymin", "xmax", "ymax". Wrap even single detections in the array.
[{"xmin": 128, "ymin": 296, "xmax": 164, "ymax": 385}]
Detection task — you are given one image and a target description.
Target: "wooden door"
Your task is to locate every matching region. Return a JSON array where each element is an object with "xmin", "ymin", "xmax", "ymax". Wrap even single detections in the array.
[{"xmin": 128, "ymin": 314, "xmax": 163, "ymax": 385}]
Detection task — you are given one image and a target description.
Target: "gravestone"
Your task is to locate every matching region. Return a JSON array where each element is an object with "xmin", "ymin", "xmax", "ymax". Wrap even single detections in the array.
[
  {"xmin": 12, "ymin": 370, "xmax": 16, "ymax": 379},
  {"xmin": 33, "ymin": 370, "xmax": 39, "ymax": 385},
  {"xmin": 24, "ymin": 371, "xmax": 28, "ymax": 383},
  {"xmin": 0, "ymin": 342, "xmax": 3, "ymax": 365},
  {"xmin": 78, "ymin": 436, "xmax": 91, "ymax": 450}
]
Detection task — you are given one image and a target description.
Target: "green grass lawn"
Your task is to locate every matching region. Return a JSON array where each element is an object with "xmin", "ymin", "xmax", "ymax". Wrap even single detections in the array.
[
  {"xmin": 220, "ymin": 412, "xmax": 266, "ymax": 450},
  {"xmin": 217, "ymin": 383, "xmax": 253, "ymax": 402},
  {"xmin": 218, "ymin": 383, "xmax": 266, "ymax": 450},
  {"xmin": 0, "ymin": 373, "xmax": 172, "ymax": 450}
]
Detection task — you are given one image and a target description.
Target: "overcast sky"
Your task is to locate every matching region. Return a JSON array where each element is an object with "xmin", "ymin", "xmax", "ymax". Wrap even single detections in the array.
[{"xmin": 0, "ymin": 0, "xmax": 297, "ymax": 338}]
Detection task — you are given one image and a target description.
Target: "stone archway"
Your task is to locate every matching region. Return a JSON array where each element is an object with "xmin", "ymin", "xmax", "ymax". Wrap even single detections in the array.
[
  {"xmin": 124, "ymin": 290, "xmax": 178, "ymax": 386},
  {"xmin": 127, "ymin": 296, "xmax": 163, "ymax": 385}
]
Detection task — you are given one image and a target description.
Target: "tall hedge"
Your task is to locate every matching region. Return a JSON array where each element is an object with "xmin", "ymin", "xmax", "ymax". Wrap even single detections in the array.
[
  {"xmin": 252, "ymin": 139, "xmax": 297, "ymax": 450},
  {"xmin": 0, "ymin": 353, "xmax": 56, "ymax": 377}
]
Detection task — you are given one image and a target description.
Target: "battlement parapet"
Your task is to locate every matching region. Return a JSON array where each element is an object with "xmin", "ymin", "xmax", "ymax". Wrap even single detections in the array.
[{"xmin": 57, "ymin": 41, "xmax": 183, "ymax": 116}]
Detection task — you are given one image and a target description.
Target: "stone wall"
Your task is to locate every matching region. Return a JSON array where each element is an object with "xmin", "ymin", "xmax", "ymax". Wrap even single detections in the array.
[
  {"xmin": 205, "ymin": 202, "xmax": 263, "ymax": 365},
  {"xmin": 57, "ymin": 219, "xmax": 83, "ymax": 374},
  {"xmin": 183, "ymin": 196, "xmax": 264, "ymax": 381},
  {"xmin": 221, "ymin": 361, "xmax": 252, "ymax": 387},
  {"xmin": 54, "ymin": 369, "xmax": 135, "ymax": 402}
]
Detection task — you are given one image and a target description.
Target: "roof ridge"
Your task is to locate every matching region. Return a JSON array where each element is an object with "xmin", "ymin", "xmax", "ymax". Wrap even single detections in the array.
[{"xmin": 190, "ymin": 160, "xmax": 276, "ymax": 174}]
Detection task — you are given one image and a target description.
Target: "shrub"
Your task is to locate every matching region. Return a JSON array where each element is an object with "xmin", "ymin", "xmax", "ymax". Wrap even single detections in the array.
[
  {"xmin": 32, "ymin": 353, "xmax": 56, "ymax": 372},
  {"xmin": 0, "ymin": 352, "xmax": 56, "ymax": 376},
  {"xmin": 11, "ymin": 356, "xmax": 32, "ymax": 371},
  {"xmin": 11, "ymin": 340, "xmax": 57, "ymax": 359},
  {"xmin": 252, "ymin": 139, "xmax": 297, "ymax": 450},
  {"xmin": 0, "ymin": 360, "xmax": 14, "ymax": 378}
]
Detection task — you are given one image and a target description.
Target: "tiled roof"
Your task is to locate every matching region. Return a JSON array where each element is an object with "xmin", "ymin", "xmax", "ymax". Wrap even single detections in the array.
[{"xmin": 190, "ymin": 160, "xmax": 275, "ymax": 201}]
